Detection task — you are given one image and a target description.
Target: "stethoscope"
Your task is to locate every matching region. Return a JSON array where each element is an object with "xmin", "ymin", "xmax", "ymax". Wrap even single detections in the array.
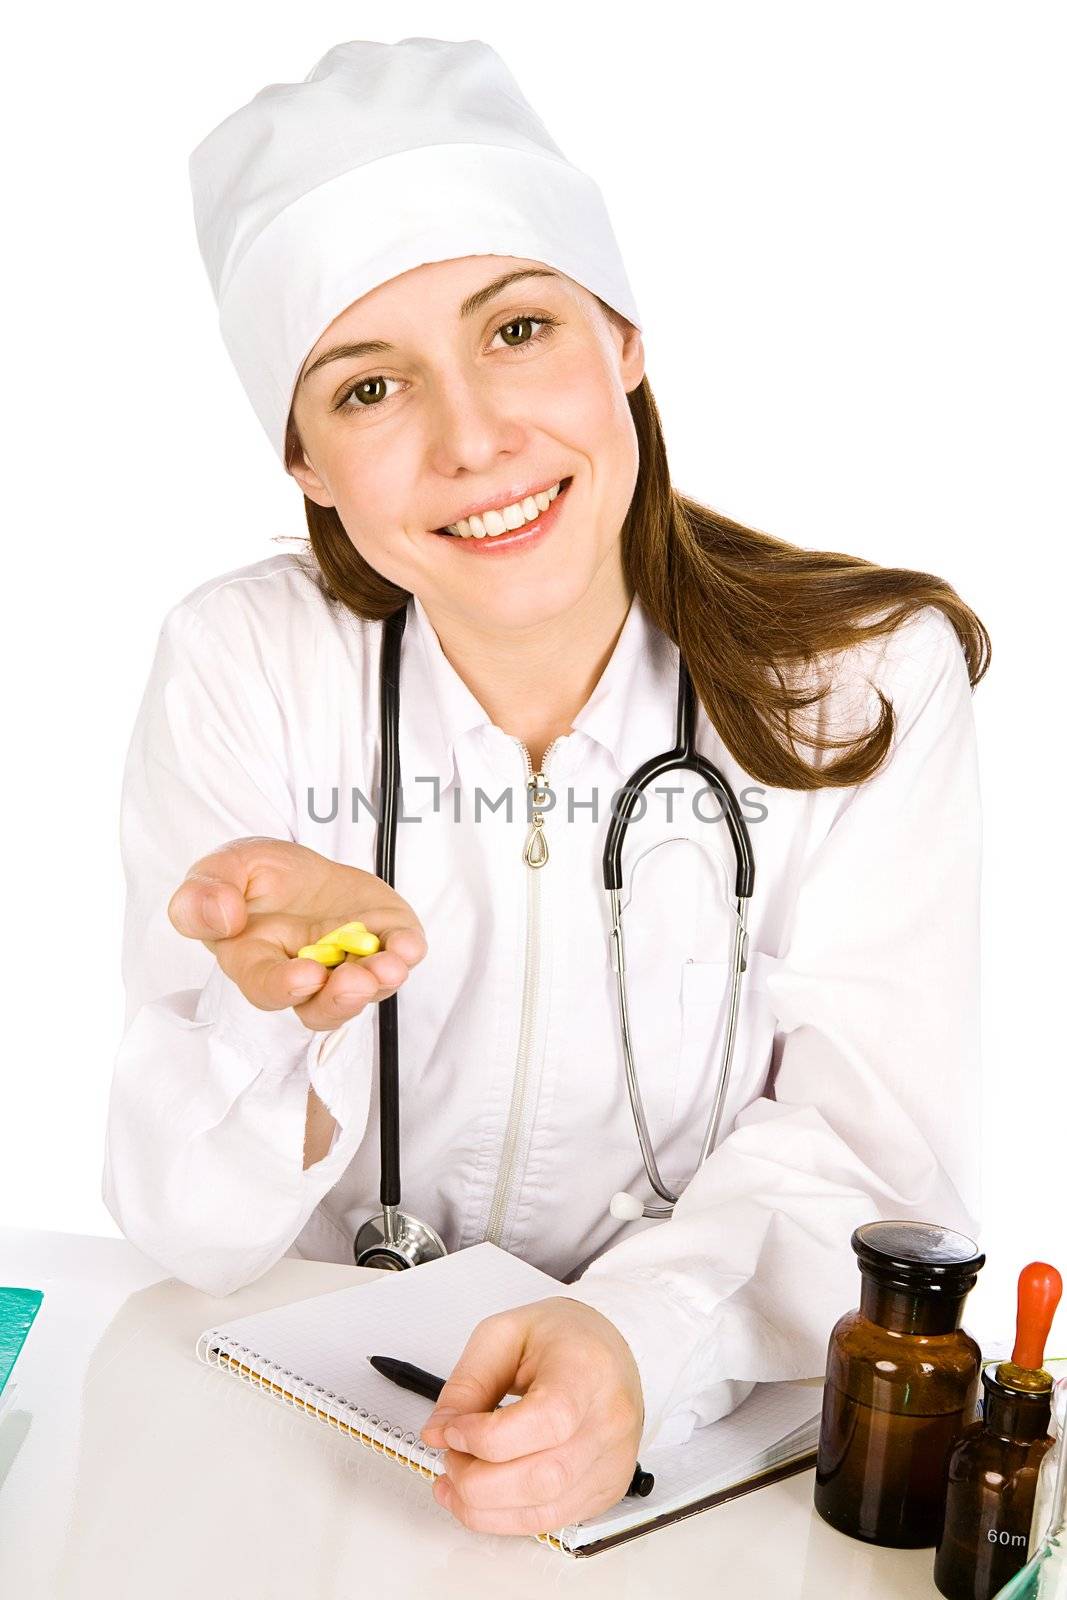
[{"xmin": 354, "ymin": 603, "xmax": 755, "ymax": 1271}]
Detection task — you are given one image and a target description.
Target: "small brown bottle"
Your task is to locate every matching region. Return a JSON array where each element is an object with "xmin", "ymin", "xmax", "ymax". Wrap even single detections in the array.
[
  {"xmin": 934, "ymin": 1261, "xmax": 1063, "ymax": 1600},
  {"xmin": 814, "ymin": 1220, "xmax": 985, "ymax": 1546}
]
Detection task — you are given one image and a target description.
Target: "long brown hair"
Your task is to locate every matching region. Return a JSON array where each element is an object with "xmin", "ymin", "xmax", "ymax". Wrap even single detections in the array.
[{"xmin": 283, "ymin": 374, "xmax": 989, "ymax": 790}]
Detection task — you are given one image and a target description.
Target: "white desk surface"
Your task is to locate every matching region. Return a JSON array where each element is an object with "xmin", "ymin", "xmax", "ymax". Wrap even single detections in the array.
[{"xmin": 0, "ymin": 1229, "xmax": 946, "ymax": 1600}]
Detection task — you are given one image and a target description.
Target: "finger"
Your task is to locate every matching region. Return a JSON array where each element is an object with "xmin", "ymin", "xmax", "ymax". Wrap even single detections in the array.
[
  {"xmin": 440, "ymin": 1375, "xmax": 586, "ymax": 1464},
  {"xmin": 168, "ymin": 838, "xmax": 329, "ymax": 934},
  {"xmin": 298, "ymin": 920, "xmax": 426, "ymax": 981},
  {"xmin": 291, "ymin": 939, "xmax": 415, "ymax": 1024},
  {"xmin": 442, "ymin": 1426, "xmax": 602, "ymax": 1512},
  {"xmin": 290, "ymin": 954, "xmax": 403, "ymax": 1030},
  {"xmin": 433, "ymin": 1455, "xmax": 627, "ymax": 1537},
  {"xmin": 167, "ymin": 835, "xmax": 302, "ymax": 939},
  {"xmin": 202, "ymin": 909, "xmax": 414, "ymax": 1027},
  {"xmin": 169, "ymin": 871, "xmax": 249, "ymax": 941},
  {"xmin": 425, "ymin": 1320, "xmax": 589, "ymax": 1462},
  {"xmin": 302, "ymin": 926, "xmax": 420, "ymax": 988},
  {"xmin": 357, "ymin": 916, "xmax": 428, "ymax": 969},
  {"xmin": 213, "ymin": 934, "xmax": 332, "ymax": 1011},
  {"xmin": 419, "ymin": 1313, "xmax": 526, "ymax": 1448},
  {"xmin": 381, "ymin": 926, "xmax": 428, "ymax": 966},
  {"xmin": 343, "ymin": 948, "xmax": 414, "ymax": 990},
  {"xmin": 421, "ymin": 1321, "xmax": 589, "ymax": 1462}
]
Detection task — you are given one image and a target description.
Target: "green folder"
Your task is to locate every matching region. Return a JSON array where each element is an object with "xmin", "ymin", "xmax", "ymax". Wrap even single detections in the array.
[{"xmin": 0, "ymin": 1287, "xmax": 43, "ymax": 1395}]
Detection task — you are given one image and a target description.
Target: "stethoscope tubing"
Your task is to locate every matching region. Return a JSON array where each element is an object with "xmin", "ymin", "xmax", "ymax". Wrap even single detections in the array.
[
  {"xmin": 602, "ymin": 659, "xmax": 755, "ymax": 900},
  {"xmin": 367, "ymin": 601, "xmax": 755, "ymax": 1259},
  {"xmin": 603, "ymin": 646, "xmax": 754, "ymax": 1215},
  {"xmin": 375, "ymin": 605, "xmax": 406, "ymax": 1243}
]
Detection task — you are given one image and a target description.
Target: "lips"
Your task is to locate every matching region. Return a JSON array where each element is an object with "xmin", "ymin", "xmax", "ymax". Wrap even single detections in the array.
[
  {"xmin": 432, "ymin": 477, "xmax": 572, "ymax": 536},
  {"xmin": 429, "ymin": 475, "xmax": 573, "ymax": 555}
]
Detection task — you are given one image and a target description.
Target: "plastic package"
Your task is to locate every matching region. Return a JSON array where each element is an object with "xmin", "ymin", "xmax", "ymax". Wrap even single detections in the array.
[{"xmin": 1031, "ymin": 1380, "xmax": 1067, "ymax": 1553}]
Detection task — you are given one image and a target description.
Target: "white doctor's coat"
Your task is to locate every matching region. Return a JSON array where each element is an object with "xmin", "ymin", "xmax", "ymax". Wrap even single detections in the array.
[{"xmin": 104, "ymin": 551, "xmax": 982, "ymax": 1455}]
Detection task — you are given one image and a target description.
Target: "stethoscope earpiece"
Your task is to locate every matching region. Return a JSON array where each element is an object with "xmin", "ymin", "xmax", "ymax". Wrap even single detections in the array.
[{"xmin": 610, "ymin": 1192, "xmax": 647, "ymax": 1222}]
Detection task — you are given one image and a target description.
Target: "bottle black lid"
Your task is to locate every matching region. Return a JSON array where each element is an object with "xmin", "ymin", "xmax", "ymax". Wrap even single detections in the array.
[{"xmin": 852, "ymin": 1220, "xmax": 985, "ymax": 1296}]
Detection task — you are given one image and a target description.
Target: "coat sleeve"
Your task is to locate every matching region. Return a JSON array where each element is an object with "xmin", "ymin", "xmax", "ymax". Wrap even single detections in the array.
[
  {"xmin": 564, "ymin": 606, "xmax": 983, "ymax": 1455},
  {"xmin": 102, "ymin": 598, "xmax": 377, "ymax": 1296}
]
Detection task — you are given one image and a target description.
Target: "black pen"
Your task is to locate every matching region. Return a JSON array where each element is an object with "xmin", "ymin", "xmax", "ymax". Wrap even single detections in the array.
[{"xmin": 369, "ymin": 1355, "xmax": 655, "ymax": 1498}]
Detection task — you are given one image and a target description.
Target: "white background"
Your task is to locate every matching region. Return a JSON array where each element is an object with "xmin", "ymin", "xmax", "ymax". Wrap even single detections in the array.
[{"xmin": 2, "ymin": 3, "xmax": 1063, "ymax": 1348}]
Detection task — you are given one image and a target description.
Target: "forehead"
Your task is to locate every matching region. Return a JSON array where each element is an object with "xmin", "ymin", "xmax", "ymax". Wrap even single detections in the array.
[{"xmin": 301, "ymin": 257, "xmax": 574, "ymax": 368}]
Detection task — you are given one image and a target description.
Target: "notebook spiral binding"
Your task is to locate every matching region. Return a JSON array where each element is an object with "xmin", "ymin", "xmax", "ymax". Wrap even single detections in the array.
[
  {"xmin": 195, "ymin": 1331, "xmax": 446, "ymax": 1480},
  {"xmin": 194, "ymin": 1330, "xmax": 583, "ymax": 1554}
]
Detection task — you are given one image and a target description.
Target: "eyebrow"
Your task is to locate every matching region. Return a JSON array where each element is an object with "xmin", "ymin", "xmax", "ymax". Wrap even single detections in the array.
[{"xmin": 299, "ymin": 268, "xmax": 562, "ymax": 386}]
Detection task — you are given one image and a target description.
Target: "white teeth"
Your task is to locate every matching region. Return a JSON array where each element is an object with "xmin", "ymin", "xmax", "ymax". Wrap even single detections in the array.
[{"xmin": 443, "ymin": 480, "xmax": 564, "ymax": 538}]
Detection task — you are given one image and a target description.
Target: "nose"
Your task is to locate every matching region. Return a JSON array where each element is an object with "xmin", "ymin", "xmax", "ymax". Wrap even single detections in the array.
[{"xmin": 424, "ymin": 362, "xmax": 528, "ymax": 479}]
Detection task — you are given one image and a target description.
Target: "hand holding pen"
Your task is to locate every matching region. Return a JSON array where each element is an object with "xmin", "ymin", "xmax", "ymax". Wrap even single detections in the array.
[
  {"xmin": 371, "ymin": 1356, "xmax": 654, "ymax": 1501},
  {"xmin": 371, "ymin": 1299, "xmax": 653, "ymax": 1536}
]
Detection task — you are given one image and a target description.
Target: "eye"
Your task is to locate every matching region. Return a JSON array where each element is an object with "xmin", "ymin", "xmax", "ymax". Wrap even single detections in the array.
[
  {"xmin": 492, "ymin": 314, "xmax": 557, "ymax": 351},
  {"xmin": 333, "ymin": 312, "xmax": 559, "ymax": 414},
  {"xmin": 334, "ymin": 374, "xmax": 397, "ymax": 412}
]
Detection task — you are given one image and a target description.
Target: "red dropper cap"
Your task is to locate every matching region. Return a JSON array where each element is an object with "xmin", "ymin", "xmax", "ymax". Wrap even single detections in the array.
[{"xmin": 1012, "ymin": 1261, "xmax": 1063, "ymax": 1371}]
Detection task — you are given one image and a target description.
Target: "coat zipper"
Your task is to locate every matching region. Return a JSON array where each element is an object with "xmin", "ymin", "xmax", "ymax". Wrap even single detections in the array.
[{"xmin": 483, "ymin": 736, "xmax": 562, "ymax": 1246}]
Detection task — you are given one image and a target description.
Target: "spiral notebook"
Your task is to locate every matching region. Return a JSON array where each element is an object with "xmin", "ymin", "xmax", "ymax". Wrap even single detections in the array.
[{"xmin": 195, "ymin": 1242, "xmax": 820, "ymax": 1557}]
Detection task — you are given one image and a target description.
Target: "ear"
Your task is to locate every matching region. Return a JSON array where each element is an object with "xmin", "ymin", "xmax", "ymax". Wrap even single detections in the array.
[
  {"xmin": 619, "ymin": 319, "xmax": 646, "ymax": 395},
  {"xmin": 602, "ymin": 304, "xmax": 645, "ymax": 394},
  {"xmin": 288, "ymin": 447, "xmax": 337, "ymax": 509}
]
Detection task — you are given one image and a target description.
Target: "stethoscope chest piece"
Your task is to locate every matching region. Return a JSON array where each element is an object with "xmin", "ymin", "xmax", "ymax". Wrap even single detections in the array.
[{"xmin": 354, "ymin": 1209, "xmax": 448, "ymax": 1272}]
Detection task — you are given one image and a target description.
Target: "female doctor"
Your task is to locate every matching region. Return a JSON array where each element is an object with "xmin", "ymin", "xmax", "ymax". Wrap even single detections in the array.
[{"xmin": 103, "ymin": 39, "xmax": 990, "ymax": 1538}]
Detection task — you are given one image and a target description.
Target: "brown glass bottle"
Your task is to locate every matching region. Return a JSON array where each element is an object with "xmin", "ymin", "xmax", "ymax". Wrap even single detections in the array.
[
  {"xmin": 934, "ymin": 1261, "xmax": 1062, "ymax": 1600},
  {"xmin": 814, "ymin": 1220, "xmax": 985, "ymax": 1547},
  {"xmin": 934, "ymin": 1373, "xmax": 1054, "ymax": 1599}
]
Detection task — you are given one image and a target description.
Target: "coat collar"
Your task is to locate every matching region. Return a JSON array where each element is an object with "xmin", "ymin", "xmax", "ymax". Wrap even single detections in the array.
[
  {"xmin": 569, "ymin": 593, "xmax": 680, "ymax": 781},
  {"xmin": 397, "ymin": 590, "xmax": 681, "ymax": 813},
  {"xmin": 396, "ymin": 594, "xmax": 490, "ymax": 813}
]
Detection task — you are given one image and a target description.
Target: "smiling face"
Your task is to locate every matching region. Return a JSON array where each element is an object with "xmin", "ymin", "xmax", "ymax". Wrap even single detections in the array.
[{"xmin": 288, "ymin": 256, "xmax": 645, "ymax": 633}]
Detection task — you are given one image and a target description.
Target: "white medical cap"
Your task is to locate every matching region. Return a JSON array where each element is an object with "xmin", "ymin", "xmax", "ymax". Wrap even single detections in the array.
[{"xmin": 188, "ymin": 36, "xmax": 643, "ymax": 466}]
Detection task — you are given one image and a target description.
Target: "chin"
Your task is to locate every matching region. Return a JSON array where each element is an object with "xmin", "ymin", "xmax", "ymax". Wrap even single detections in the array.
[{"xmin": 462, "ymin": 568, "xmax": 594, "ymax": 632}]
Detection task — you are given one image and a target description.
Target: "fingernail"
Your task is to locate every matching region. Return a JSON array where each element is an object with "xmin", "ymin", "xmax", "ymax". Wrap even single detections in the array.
[
  {"xmin": 204, "ymin": 892, "xmax": 230, "ymax": 935},
  {"xmin": 424, "ymin": 1407, "xmax": 456, "ymax": 1431},
  {"xmin": 443, "ymin": 1427, "xmax": 465, "ymax": 1450}
]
